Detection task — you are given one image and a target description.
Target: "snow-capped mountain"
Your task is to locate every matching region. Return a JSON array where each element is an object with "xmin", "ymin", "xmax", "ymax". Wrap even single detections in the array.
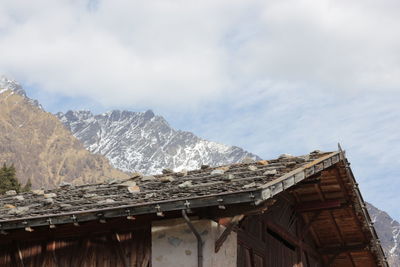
[
  {"xmin": 56, "ymin": 109, "xmax": 260, "ymax": 174},
  {"xmin": 367, "ymin": 202, "xmax": 400, "ymax": 266},
  {"xmin": 0, "ymin": 75, "xmax": 42, "ymax": 108}
]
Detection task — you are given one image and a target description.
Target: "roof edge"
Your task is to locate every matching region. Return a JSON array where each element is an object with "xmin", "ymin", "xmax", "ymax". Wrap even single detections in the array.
[{"xmin": 259, "ymin": 151, "xmax": 341, "ymax": 200}]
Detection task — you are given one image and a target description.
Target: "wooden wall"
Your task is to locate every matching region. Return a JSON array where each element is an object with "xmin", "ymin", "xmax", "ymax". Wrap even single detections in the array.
[
  {"xmin": 0, "ymin": 220, "xmax": 151, "ymax": 267},
  {"xmin": 237, "ymin": 195, "xmax": 322, "ymax": 267}
]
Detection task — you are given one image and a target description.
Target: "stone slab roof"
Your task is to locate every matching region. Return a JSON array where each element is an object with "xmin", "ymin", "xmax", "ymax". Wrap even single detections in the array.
[{"xmin": 0, "ymin": 151, "xmax": 333, "ymax": 229}]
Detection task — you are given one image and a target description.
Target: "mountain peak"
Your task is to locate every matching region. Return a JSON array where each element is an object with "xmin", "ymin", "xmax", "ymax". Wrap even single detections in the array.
[
  {"xmin": 57, "ymin": 109, "xmax": 260, "ymax": 174},
  {"xmin": 0, "ymin": 75, "xmax": 26, "ymax": 96},
  {"xmin": 143, "ymin": 109, "xmax": 155, "ymax": 120},
  {"xmin": 0, "ymin": 75, "xmax": 42, "ymax": 109}
]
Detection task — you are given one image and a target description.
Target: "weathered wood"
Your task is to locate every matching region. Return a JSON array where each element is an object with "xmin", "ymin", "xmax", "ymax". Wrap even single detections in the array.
[
  {"xmin": 215, "ymin": 215, "xmax": 243, "ymax": 253},
  {"xmin": 300, "ymin": 211, "xmax": 321, "ymax": 240},
  {"xmin": 295, "ymin": 200, "xmax": 342, "ymax": 212},
  {"xmin": 109, "ymin": 234, "xmax": 129, "ymax": 267},
  {"xmin": 141, "ymin": 249, "xmax": 150, "ymax": 267},
  {"xmin": 271, "ymin": 222, "xmax": 318, "ymax": 259},
  {"xmin": 326, "ymin": 252, "xmax": 340, "ymax": 266},
  {"xmin": 237, "ymin": 195, "xmax": 323, "ymax": 267},
  {"xmin": 9, "ymin": 243, "xmax": 24, "ymax": 267},
  {"xmin": 77, "ymin": 238, "xmax": 90, "ymax": 267},
  {"xmin": 347, "ymin": 252, "xmax": 356, "ymax": 267},
  {"xmin": 318, "ymin": 243, "xmax": 368, "ymax": 255},
  {"xmin": 0, "ymin": 226, "xmax": 151, "ymax": 267}
]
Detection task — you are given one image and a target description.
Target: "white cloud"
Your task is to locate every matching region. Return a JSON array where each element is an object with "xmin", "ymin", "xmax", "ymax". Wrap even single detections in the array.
[
  {"xmin": 186, "ymin": 87, "xmax": 400, "ymax": 219},
  {"xmin": 1, "ymin": 0, "xmax": 400, "ymax": 219},
  {"xmin": 1, "ymin": 0, "xmax": 400, "ymax": 109}
]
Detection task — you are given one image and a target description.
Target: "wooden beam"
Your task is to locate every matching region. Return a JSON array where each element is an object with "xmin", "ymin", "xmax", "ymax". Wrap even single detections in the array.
[
  {"xmin": 109, "ymin": 234, "xmax": 129, "ymax": 267},
  {"xmin": 50, "ymin": 240, "xmax": 60, "ymax": 266},
  {"xmin": 264, "ymin": 219, "xmax": 321, "ymax": 260},
  {"xmin": 215, "ymin": 215, "xmax": 244, "ymax": 253},
  {"xmin": 347, "ymin": 252, "xmax": 356, "ymax": 267},
  {"xmin": 314, "ymin": 180, "xmax": 346, "ymax": 247},
  {"xmin": 295, "ymin": 200, "xmax": 342, "ymax": 213},
  {"xmin": 292, "ymin": 190, "xmax": 322, "ymax": 247},
  {"xmin": 314, "ymin": 183, "xmax": 326, "ymax": 201},
  {"xmin": 318, "ymin": 243, "xmax": 368, "ymax": 255},
  {"xmin": 326, "ymin": 252, "xmax": 340, "ymax": 266},
  {"xmin": 333, "ymin": 167, "xmax": 369, "ymax": 243},
  {"xmin": 296, "ymin": 219, "xmax": 304, "ymax": 267},
  {"xmin": 9, "ymin": 242, "xmax": 24, "ymax": 267},
  {"xmin": 76, "ymin": 238, "xmax": 90, "ymax": 267},
  {"xmin": 300, "ymin": 211, "xmax": 321, "ymax": 240},
  {"xmin": 328, "ymin": 211, "xmax": 345, "ymax": 245}
]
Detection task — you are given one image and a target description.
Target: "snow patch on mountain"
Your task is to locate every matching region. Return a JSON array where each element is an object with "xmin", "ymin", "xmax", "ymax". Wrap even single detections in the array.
[
  {"xmin": 0, "ymin": 75, "xmax": 42, "ymax": 108},
  {"xmin": 57, "ymin": 109, "xmax": 260, "ymax": 175},
  {"xmin": 391, "ymin": 227, "xmax": 399, "ymax": 254},
  {"xmin": 367, "ymin": 202, "xmax": 400, "ymax": 266}
]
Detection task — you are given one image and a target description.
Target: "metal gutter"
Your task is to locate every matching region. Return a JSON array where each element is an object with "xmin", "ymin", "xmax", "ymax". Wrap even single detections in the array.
[
  {"xmin": 0, "ymin": 190, "xmax": 262, "ymax": 231},
  {"xmin": 338, "ymin": 148, "xmax": 389, "ymax": 267},
  {"xmin": 0, "ymin": 152, "xmax": 341, "ymax": 231},
  {"xmin": 182, "ymin": 210, "xmax": 203, "ymax": 267}
]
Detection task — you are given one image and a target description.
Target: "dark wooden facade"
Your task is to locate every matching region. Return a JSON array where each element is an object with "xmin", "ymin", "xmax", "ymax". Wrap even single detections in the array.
[
  {"xmin": 0, "ymin": 219, "xmax": 151, "ymax": 267},
  {"xmin": 236, "ymin": 160, "xmax": 384, "ymax": 267},
  {"xmin": 237, "ymin": 197, "xmax": 320, "ymax": 267}
]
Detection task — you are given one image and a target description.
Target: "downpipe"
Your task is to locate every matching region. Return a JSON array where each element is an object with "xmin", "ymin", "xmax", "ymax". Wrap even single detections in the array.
[{"xmin": 182, "ymin": 209, "xmax": 203, "ymax": 267}]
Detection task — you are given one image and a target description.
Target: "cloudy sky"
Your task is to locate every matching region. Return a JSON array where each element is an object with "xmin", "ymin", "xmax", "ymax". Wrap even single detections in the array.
[{"xmin": 1, "ymin": 0, "xmax": 399, "ymax": 220}]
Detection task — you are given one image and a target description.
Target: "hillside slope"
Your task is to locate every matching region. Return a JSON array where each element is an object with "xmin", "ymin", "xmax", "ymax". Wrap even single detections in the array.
[{"xmin": 0, "ymin": 76, "xmax": 128, "ymax": 189}]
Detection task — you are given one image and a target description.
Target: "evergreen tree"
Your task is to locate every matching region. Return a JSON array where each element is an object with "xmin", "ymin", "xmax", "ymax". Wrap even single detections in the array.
[
  {"xmin": 0, "ymin": 163, "xmax": 21, "ymax": 194},
  {"xmin": 22, "ymin": 178, "xmax": 32, "ymax": 192}
]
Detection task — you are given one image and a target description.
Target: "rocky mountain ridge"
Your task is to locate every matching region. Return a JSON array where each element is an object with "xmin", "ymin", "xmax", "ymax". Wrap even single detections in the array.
[
  {"xmin": 0, "ymin": 76, "xmax": 128, "ymax": 189},
  {"xmin": 367, "ymin": 202, "xmax": 400, "ymax": 266},
  {"xmin": 56, "ymin": 109, "xmax": 259, "ymax": 175}
]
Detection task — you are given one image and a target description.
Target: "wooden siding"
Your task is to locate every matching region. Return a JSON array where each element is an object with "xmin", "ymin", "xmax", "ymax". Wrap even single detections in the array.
[
  {"xmin": 0, "ymin": 220, "xmax": 151, "ymax": 267},
  {"xmin": 237, "ymin": 196, "xmax": 321, "ymax": 267},
  {"xmin": 237, "ymin": 162, "xmax": 383, "ymax": 266}
]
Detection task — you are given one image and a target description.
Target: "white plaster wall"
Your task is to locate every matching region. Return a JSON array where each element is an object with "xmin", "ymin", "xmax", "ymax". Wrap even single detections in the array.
[{"xmin": 152, "ymin": 218, "xmax": 237, "ymax": 267}]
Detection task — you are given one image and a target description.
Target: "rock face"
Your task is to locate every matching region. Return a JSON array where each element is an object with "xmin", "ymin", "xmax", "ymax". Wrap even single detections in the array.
[
  {"xmin": 367, "ymin": 202, "xmax": 400, "ymax": 266},
  {"xmin": 0, "ymin": 76, "xmax": 128, "ymax": 189},
  {"xmin": 57, "ymin": 110, "xmax": 259, "ymax": 174}
]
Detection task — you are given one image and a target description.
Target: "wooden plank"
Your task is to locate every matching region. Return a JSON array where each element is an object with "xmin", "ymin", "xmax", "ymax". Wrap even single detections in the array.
[
  {"xmin": 347, "ymin": 252, "xmax": 356, "ymax": 267},
  {"xmin": 76, "ymin": 238, "xmax": 90, "ymax": 267},
  {"xmin": 109, "ymin": 234, "xmax": 129, "ymax": 267},
  {"xmin": 141, "ymin": 249, "xmax": 150, "ymax": 267},
  {"xmin": 9, "ymin": 243, "xmax": 24, "ymax": 267},
  {"xmin": 318, "ymin": 243, "xmax": 368, "ymax": 255},
  {"xmin": 264, "ymin": 219, "xmax": 321, "ymax": 260},
  {"xmin": 327, "ymin": 211, "xmax": 345, "ymax": 245},
  {"xmin": 295, "ymin": 200, "xmax": 342, "ymax": 213},
  {"xmin": 215, "ymin": 221, "xmax": 236, "ymax": 253},
  {"xmin": 300, "ymin": 211, "xmax": 321, "ymax": 240},
  {"xmin": 50, "ymin": 240, "xmax": 60, "ymax": 266},
  {"xmin": 326, "ymin": 252, "xmax": 340, "ymax": 266}
]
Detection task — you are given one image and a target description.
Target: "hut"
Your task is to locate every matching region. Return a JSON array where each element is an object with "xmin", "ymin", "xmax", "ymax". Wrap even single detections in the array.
[{"xmin": 0, "ymin": 149, "xmax": 388, "ymax": 266}]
